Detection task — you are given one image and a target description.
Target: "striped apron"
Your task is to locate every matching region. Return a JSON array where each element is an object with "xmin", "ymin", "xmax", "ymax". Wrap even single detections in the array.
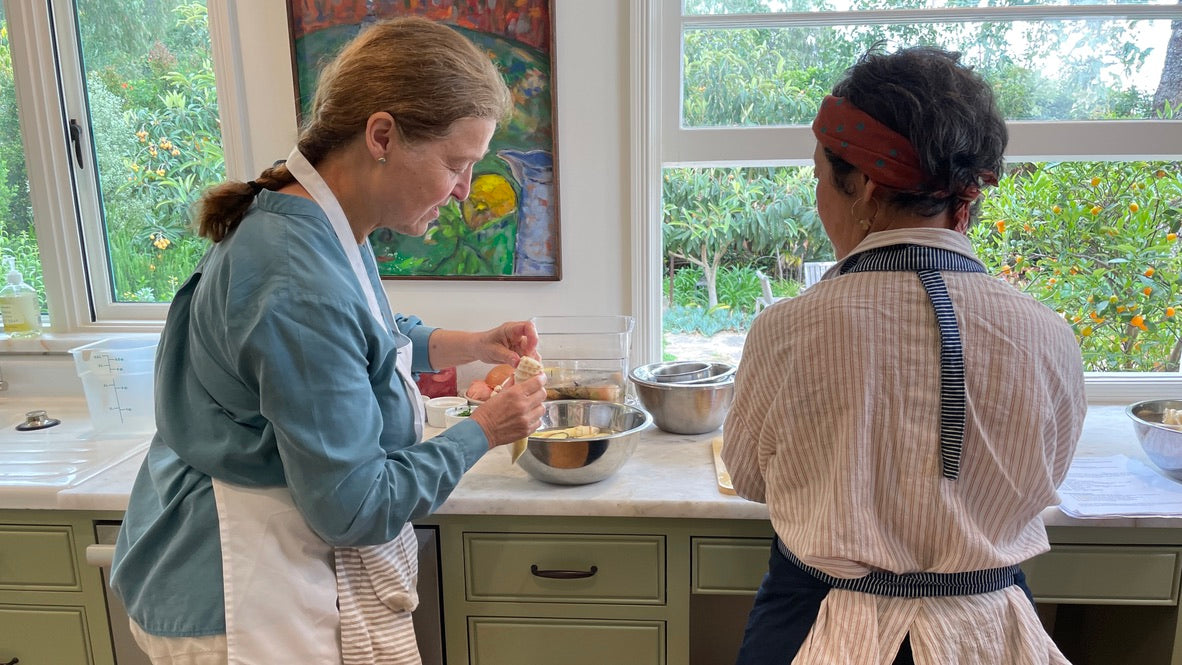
[{"xmin": 735, "ymin": 243, "xmax": 1034, "ymax": 665}]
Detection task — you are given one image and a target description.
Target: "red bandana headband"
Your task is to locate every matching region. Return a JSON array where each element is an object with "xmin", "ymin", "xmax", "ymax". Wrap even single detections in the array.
[{"xmin": 812, "ymin": 95, "xmax": 996, "ymax": 232}]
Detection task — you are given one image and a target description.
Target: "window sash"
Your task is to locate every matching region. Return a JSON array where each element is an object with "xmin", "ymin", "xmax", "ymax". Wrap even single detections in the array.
[
  {"xmin": 3, "ymin": 0, "xmax": 247, "ymax": 332},
  {"xmin": 634, "ymin": 0, "xmax": 1182, "ymax": 398}
]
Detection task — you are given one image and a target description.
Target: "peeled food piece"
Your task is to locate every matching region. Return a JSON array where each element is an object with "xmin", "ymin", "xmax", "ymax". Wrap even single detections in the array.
[{"xmin": 510, "ymin": 356, "xmax": 545, "ymax": 463}]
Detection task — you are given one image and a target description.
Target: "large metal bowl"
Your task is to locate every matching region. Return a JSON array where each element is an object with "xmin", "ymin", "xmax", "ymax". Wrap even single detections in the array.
[
  {"xmin": 629, "ymin": 361, "xmax": 736, "ymax": 435},
  {"xmin": 1127, "ymin": 399, "xmax": 1182, "ymax": 480},
  {"xmin": 516, "ymin": 400, "xmax": 652, "ymax": 485}
]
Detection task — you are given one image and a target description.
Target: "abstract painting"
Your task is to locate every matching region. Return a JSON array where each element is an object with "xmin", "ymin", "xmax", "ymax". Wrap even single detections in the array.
[{"xmin": 287, "ymin": 0, "xmax": 560, "ymax": 280}]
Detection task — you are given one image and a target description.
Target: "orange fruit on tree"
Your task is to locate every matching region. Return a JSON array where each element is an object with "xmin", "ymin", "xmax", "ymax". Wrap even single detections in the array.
[
  {"xmin": 1090, "ymin": 177, "xmax": 1101, "ymax": 187},
  {"xmin": 1167, "ymin": 307, "xmax": 1176, "ymax": 318},
  {"xmin": 1052, "ymin": 205, "xmax": 1062, "ymax": 214},
  {"xmin": 1090, "ymin": 205, "xmax": 1102, "ymax": 215},
  {"xmin": 1144, "ymin": 286, "xmax": 1154, "ymax": 296},
  {"xmin": 1129, "ymin": 203, "xmax": 1140, "ymax": 213},
  {"xmin": 1169, "ymin": 233, "xmax": 1178, "ymax": 242},
  {"xmin": 1145, "ymin": 267, "xmax": 1156, "ymax": 277}
]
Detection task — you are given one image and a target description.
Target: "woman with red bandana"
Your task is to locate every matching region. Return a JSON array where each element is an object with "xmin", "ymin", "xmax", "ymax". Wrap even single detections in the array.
[{"xmin": 722, "ymin": 46, "xmax": 1086, "ymax": 664}]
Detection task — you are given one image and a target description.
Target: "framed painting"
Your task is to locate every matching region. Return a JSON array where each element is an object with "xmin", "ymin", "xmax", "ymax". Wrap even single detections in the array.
[{"xmin": 286, "ymin": 0, "xmax": 560, "ymax": 280}]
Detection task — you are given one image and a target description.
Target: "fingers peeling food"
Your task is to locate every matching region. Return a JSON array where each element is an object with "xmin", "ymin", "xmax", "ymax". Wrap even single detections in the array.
[{"xmin": 511, "ymin": 356, "xmax": 545, "ymax": 463}]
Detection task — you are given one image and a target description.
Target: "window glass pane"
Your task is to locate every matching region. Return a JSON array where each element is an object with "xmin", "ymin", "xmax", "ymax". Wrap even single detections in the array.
[
  {"xmin": 682, "ymin": 18, "xmax": 1180, "ymax": 126},
  {"xmin": 683, "ymin": 0, "xmax": 1176, "ymax": 15},
  {"xmin": 0, "ymin": 6, "xmax": 47, "ymax": 318},
  {"xmin": 661, "ymin": 161, "xmax": 1182, "ymax": 373},
  {"xmin": 75, "ymin": 0, "xmax": 222, "ymax": 303}
]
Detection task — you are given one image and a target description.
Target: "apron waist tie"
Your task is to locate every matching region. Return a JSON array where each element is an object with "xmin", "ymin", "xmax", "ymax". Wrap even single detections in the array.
[{"xmin": 776, "ymin": 538, "xmax": 1021, "ymax": 598}]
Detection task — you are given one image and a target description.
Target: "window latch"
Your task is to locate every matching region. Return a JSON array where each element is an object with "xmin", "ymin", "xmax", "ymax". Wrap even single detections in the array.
[{"xmin": 68, "ymin": 118, "xmax": 84, "ymax": 169}]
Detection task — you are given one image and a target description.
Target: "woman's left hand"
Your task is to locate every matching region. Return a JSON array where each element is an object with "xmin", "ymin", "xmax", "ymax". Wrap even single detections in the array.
[{"xmin": 474, "ymin": 320, "xmax": 539, "ymax": 366}]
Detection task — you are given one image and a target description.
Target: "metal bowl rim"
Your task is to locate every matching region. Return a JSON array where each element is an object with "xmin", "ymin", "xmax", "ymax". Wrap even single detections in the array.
[
  {"xmin": 529, "ymin": 399, "xmax": 653, "ymax": 442},
  {"xmin": 1126, "ymin": 399, "xmax": 1182, "ymax": 432}
]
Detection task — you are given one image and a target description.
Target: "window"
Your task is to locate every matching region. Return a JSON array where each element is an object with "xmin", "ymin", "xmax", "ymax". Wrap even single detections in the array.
[
  {"xmin": 634, "ymin": 0, "xmax": 1182, "ymax": 400},
  {"xmin": 2, "ymin": 0, "xmax": 230, "ymax": 334}
]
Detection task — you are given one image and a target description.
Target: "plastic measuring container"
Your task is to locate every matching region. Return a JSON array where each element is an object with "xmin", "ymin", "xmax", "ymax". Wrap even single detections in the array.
[{"xmin": 69, "ymin": 337, "xmax": 159, "ymax": 433}]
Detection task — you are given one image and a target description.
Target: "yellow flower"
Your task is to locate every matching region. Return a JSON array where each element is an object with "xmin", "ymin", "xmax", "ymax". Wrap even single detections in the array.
[
  {"xmin": 153, "ymin": 236, "xmax": 170, "ymax": 250},
  {"xmin": 1080, "ymin": 326, "xmax": 1093, "ymax": 337},
  {"xmin": 170, "ymin": 148, "xmax": 180, "ymax": 156},
  {"xmin": 1090, "ymin": 205, "xmax": 1102, "ymax": 215},
  {"xmin": 148, "ymin": 264, "xmax": 156, "ymax": 271},
  {"xmin": 1090, "ymin": 177, "xmax": 1101, "ymax": 187},
  {"xmin": 999, "ymin": 265, "xmax": 1011, "ymax": 275},
  {"xmin": 156, "ymin": 168, "xmax": 165, "ymax": 176}
]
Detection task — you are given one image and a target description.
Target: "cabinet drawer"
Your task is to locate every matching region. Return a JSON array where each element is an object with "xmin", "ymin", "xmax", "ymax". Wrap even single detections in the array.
[
  {"xmin": 692, "ymin": 537, "xmax": 771, "ymax": 595},
  {"xmin": 0, "ymin": 605, "xmax": 93, "ymax": 664},
  {"xmin": 464, "ymin": 533, "xmax": 664, "ymax": 604},
  {"xmin": 469, "ymin": 616, "xmax": 664, "ymax": 665},
  {"xmin": 0, "ymin": 525, "xmax": 79, "ymax": 590},
  {"xmin": 1023, "ymin": 546, "xmax": 1180, "ymax": 605}
]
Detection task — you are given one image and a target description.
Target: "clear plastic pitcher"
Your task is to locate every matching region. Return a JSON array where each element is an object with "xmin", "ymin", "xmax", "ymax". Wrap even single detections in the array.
[{"xmin": 69, "ymin": 337, "xmax": 158, "ymax": 433}]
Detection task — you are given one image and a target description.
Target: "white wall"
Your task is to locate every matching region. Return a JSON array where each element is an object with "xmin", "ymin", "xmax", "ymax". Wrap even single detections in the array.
[{"xmin": 229, "ymin": 0, "xmax": 632, "ymax": 342}]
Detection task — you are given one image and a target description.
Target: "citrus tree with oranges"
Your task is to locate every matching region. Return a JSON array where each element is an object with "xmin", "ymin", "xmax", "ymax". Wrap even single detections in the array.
[{"xmin": 971, "ymin": 161, "xmax": 1182, "ymax": 371}]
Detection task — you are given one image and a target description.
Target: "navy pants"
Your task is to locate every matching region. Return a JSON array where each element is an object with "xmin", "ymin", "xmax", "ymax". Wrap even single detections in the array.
[{"xmin": 733, "ymin": 541, "xmax": 1035, "ymax": 665}]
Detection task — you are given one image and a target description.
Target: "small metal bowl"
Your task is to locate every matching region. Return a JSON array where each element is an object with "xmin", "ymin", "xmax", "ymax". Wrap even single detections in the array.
[
  {"xmin": 516, "ymin": 400, "xmax": 652, "ymax": 485},
  {"xmin": 1127, "ymin": 399, "xmax": 1182, "ymax": 480},
  {"xmin": 650, "ymin": 361, "xmax": 712, "ymax": 383},
  {"xmin": 630, "ymin": 362, "xmax": 736, "ymax": 435}
]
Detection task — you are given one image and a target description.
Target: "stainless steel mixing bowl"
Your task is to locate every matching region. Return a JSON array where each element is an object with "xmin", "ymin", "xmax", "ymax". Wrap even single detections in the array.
[
  {"xmin": 1127, "ymin": 399, "xmax": 1182, "ymax": 480},
  {"xmin": 629, "ymin": 361, "xmax": 736, "ymax": 435},
  {"xmin": 516, "ymin": 400, "xmax": 652, "ymax": 485}
]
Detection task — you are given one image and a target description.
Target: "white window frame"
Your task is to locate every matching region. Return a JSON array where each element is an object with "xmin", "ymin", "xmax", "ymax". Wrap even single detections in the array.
[
  {"xmin": 631, "ymin": 0, "xmax": 1182, "ymax": 403},
  {"xmin": 3, "ymin": 0, "xmax": 251, "ymax": 337}
]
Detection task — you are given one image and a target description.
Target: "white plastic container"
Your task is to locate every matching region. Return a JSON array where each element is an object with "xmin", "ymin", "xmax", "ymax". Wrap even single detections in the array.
[{"xmin": 69, "ymin": 337, "xmax": 159, "ymax": 433}]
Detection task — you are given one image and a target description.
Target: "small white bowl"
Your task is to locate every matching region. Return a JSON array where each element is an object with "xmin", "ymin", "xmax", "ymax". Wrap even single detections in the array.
[
  {"xmin": 444, "ymin": 404, "xmax": 477, "ymax": 428},
  {"xmin": 425, "ymin": 396, "xmax": 468, "ymax": 428}
]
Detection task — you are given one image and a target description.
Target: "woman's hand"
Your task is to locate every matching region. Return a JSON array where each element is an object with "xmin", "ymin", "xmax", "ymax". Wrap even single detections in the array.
[
  {"xmin": 469, "ymin": 373, "xmax": 547, "ymax": 448},
  {"xmin": 473, "ymin": 320, "xmax": 539, "ymax": 366},
  {"xmin": 427, "ymin": 321, "xmax": 539, "ymax": 370}
]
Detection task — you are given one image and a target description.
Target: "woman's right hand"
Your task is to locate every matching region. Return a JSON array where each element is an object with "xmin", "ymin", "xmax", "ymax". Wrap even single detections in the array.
[{"xmin": 469, "ymin": 373, "xmax": 547, "ymax": 448}]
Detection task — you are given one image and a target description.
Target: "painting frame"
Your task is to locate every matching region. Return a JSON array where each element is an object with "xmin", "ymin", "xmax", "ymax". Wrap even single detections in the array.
[{"xmin": 285, "ymin": 0, "xmax": 561, "ymax": 281}]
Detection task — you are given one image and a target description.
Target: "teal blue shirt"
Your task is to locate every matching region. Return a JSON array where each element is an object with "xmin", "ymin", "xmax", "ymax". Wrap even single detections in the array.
[{"xmin": 110, "ymin": 190, "xmax": 489, "ymax": 637}]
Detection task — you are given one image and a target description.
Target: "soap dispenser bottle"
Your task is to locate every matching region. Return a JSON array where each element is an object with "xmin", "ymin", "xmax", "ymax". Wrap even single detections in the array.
[{"xmin": 0, "ymin": 258, "xmax": 42, "ymax": 338}]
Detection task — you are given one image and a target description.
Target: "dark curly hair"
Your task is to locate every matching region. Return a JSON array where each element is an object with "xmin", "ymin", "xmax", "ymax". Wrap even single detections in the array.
[{"xmin": 825, "ymin": 45, "xmax": 1007, "ymax": 227}]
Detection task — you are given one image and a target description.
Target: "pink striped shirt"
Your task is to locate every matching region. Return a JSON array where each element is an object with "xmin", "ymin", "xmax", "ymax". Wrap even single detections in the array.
[{"xmin": 722, "ymin": 228, "xmax": 1086, "ymax": 664}]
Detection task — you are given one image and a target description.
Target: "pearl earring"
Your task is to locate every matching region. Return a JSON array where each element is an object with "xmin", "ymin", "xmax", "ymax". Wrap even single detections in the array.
[
  {"xmin": 858, "ymin": 218, "xmax": 871, "ymax": 231},
  {"xmin": 377, "ymin": 157, "xmax": 387, "ymax": 164}
]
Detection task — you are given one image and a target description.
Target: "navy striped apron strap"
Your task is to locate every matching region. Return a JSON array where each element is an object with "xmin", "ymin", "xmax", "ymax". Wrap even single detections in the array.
[
  {"xmin": 775, "ymin": 538, "xmax": 1021, "ymax": 598},
  {"xmin": 839, "ymin": 244, "xmax": 986, "ymax": 481}
]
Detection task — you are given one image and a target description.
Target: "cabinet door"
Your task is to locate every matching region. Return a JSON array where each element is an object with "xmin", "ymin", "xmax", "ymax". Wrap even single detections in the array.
[
  {"xmin": 469, "ymin": 617, "xmax": 664, "ymax": 665},
  {"xmin": 0, "ymin": 605, "xmax": 93, "ymax": 664}
]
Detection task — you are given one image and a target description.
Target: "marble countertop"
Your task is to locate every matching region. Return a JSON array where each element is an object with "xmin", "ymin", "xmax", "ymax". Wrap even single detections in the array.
[{"xmin": 28, "ymin": 404, "xmax": 1179, "ymax": 529}]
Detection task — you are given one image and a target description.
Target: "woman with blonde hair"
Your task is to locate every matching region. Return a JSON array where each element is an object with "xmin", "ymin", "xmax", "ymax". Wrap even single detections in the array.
[{"xmin": 112, "ymin": 17, "xmax": 546, "ymax": 664}]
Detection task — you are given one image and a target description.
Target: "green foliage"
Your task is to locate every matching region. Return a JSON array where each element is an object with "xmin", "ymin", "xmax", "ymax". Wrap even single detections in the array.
[
  {"xmin": 662, "ymin": 166, "xmax": 825, "ymax": 307},
  {"xmin": 970, "ymin": 161, "xmax": 1182, "ymax": 371},
  {"xmin": 663, "ymin": 305, "xmax": 754, "ymax": 336},
  {"xmin": 665, "ymin": 264, "xmax": 799, "ymax": 316}
]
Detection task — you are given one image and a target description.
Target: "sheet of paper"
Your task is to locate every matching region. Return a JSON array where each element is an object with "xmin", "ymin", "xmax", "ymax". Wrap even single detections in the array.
[{"xmin": 1057, "ymin": 455, "xmax": 1182, "ymax": 518}]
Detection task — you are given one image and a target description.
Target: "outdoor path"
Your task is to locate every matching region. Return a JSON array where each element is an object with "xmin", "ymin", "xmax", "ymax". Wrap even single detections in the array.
[{"xmin": 661, "ymin": 331, "xmax": 745, "ymax": 365}]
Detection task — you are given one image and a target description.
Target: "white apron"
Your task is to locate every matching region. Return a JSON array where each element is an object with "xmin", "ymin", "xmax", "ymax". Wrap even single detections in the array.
[{"xmin": 211, "ymin": 147, "xmax": 425, "ymax": 665}]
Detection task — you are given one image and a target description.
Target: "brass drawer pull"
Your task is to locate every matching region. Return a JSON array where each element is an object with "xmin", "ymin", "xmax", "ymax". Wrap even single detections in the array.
[{"xmin": 530, "ymin": 564, "xmax": 598, "ymax": 580}]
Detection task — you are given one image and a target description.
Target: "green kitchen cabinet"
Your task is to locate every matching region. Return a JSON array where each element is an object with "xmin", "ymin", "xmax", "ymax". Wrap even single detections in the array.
[
  {"xmin": 0, "ymin": 510, "xmax": 121, "ymax": 665},
  {"xmin": 422, "ymin": 515, "xmax": 1182, "ymax": 665}
]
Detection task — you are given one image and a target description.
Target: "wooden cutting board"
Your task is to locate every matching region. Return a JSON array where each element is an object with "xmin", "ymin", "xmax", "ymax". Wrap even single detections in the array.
[{"xmin": 711, "ymin": 436, "xmax": 736, "ymax": 495}]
